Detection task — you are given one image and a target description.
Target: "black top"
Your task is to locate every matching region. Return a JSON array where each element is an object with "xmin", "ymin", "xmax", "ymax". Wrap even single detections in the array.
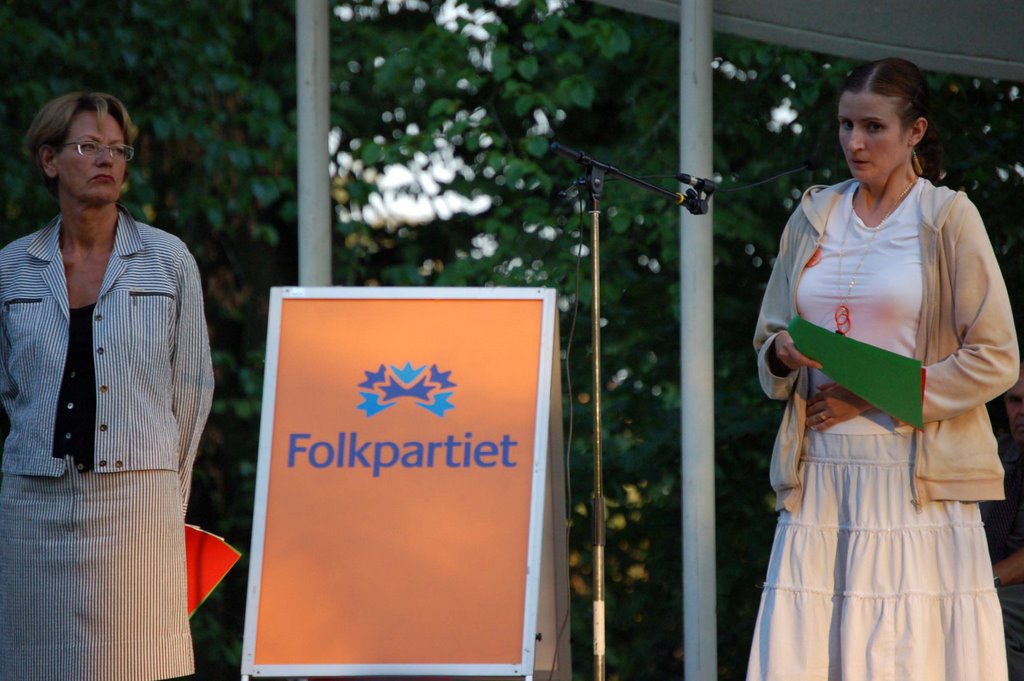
[
  {"xmin": 981, "ymin": 434, "xmax": 1024, "ymax": 563},
  {"xmin": 51, "ymin": 304, "xmax": 97, "ymax": 471}
]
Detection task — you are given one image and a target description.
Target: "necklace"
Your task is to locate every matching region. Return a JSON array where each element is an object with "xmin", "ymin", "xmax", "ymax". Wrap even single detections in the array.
[{"xmin": 833, "ymin": 178, "xmax": 917, "ymax": 335}]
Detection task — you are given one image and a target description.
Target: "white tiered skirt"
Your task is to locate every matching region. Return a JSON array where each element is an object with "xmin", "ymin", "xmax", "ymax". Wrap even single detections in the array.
[{"xmin": 746, "ymin": 429, "xmax": 1008, "ymax": 681}]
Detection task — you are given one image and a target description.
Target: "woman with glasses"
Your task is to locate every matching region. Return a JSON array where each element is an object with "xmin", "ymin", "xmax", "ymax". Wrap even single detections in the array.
[{"xmin": 0, "ymin": 92, "xmax": 214, "ymax": 679}]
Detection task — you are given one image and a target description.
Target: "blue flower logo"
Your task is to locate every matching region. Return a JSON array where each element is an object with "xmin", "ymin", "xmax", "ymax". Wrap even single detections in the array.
[{"xmin": 357, "ymin": 362, "xmax": 457, "ymax": 418}]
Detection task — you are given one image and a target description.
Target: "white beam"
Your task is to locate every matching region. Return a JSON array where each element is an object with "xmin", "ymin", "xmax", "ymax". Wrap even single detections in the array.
[
  {"xmin": 296, "ymin": 0, "xmax": 332, "ymax": 286},
  {"xmin": 679, "ymin": 2, "xmax": 717, "ymax": 681}
]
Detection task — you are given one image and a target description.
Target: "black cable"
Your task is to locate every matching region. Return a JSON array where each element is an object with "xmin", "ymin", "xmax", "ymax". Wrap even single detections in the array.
[
  {"xmin": 630, "ymin": 158, "xmax": 820, "ymax": 194},
  {"xmin": 543, "ymin": 191, "xmax": 586, "ymax": 681}
]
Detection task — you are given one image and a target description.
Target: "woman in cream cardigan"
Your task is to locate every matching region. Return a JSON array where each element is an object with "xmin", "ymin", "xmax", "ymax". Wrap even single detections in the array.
[{"xmin": 747, "ymin": 58, "xmax": 1018, "ymax": 681}]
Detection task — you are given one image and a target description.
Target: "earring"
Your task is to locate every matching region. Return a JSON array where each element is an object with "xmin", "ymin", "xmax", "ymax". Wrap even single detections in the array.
[{"xmin": 911, "ymin": 148, "xmax": 923, "ymax": 176}]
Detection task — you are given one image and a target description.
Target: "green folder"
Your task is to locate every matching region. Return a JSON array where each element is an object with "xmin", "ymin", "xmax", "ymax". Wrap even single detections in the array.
[{"xmin": 787, "ymin": 316, "xmax": 924, "ymax": 428}]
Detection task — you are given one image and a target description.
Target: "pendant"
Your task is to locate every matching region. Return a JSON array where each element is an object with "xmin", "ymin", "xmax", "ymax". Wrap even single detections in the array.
[
  {"xmin": 834, "ymin": 304, "xmax": 851, "ymax": 335},
  {"xmin": 835, "ymin": 304, "xmax": 851, "ymax": 335}
]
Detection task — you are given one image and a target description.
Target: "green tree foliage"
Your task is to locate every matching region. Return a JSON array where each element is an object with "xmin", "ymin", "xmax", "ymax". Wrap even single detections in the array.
[
  {"xmin": 1, "ymin": 1, "xmax": 1022, "ymax": 679},
  {"xmin": 330, "ymin": 4, "xmax": 686, "ymax": 678}
]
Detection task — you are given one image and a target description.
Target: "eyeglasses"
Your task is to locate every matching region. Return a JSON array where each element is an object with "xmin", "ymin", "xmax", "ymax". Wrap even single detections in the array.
[{"xmin": 62, "ymin": 141, "xmax": 135, "ymax": 162}]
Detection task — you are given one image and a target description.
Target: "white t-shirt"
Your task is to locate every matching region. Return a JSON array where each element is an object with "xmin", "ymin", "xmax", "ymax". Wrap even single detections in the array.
[{"xmin": 795, "ymin": 179, "xmax": 923, "ymax": 434}]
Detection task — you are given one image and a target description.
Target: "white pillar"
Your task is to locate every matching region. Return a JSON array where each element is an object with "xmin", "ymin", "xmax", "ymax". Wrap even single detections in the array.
[
  {"xmin": 679, "ymin": 1, "xmax": 717, "ymax": 680},
  {"xmin": 296, "ymin": 0, "xmax": 331, "ymax": 286}
]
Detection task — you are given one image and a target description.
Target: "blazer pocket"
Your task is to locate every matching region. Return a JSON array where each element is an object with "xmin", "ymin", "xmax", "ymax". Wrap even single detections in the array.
[
  {"xmin": 128, "ymin": 290, "xmax": 176, "ymax": 369},
  {"xmin": 1, "ymin": 297, "xmax": 47, "ymax": 367}
]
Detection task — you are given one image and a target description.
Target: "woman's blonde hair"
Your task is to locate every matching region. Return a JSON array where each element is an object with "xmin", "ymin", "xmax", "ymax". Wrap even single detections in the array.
[{"xmin": 25, "ymin": 92, "xmax": 135, "ymax": 197}]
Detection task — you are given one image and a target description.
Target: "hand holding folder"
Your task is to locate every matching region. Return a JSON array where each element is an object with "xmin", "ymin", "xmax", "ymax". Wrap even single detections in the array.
[{"xmin": 787, "ymin": 316, "xmax": 925, "ymax": 429}]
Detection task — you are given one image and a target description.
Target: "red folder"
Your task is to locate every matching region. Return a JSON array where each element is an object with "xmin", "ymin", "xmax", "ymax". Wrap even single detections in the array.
[{"xmin": 185, "ymin": 525, "xmax": 242, "ymax": 616}]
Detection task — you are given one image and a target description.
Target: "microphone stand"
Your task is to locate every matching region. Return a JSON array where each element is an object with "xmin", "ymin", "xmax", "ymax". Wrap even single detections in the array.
[{"xmin": 549, "ymin": 142, "xmax": 711, "ymax": 681}]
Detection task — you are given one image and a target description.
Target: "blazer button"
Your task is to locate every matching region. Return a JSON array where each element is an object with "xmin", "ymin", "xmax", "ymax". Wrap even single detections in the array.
[
  {"xmin": 115, "ymin": 461, "xmax": 123, "ymax": 468},
  {"xmin": 94, "ymin": 314, "xmax": 103, "ymax": 321},
  {"xmin": 96, "ymin": 347, "xmax": 105, "ymax": 355},
  {"xmin": 99, "ymin": 385, "xmax": 109, "ymax": 394},
  {"xmin": 99, "ymin": 424, "xmax": 108, "ymax": 432},
  {"xmin": 98, "ymin": 460, "xmax": 107, "ymax": 467}
]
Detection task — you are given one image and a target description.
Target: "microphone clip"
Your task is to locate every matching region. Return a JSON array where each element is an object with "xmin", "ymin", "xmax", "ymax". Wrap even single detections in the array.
[
  {"xmin": 676, "ymin": 173, "xmax": 715, "ymax": 215},
  {"xmin": 681, "ymin": 188, "xmax": 710, "ymax": 216}
]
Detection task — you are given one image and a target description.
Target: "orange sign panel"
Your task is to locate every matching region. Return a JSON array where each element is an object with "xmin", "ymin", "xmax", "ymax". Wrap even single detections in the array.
[{"xmin": 246, "ymin": 291, "xmax": 553, "ymax": 671}]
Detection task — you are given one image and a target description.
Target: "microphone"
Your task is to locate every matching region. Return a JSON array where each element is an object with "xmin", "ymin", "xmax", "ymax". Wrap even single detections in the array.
[{"xmin": 676, "ymin": 172, "xmax": 716, "ymax": 195}]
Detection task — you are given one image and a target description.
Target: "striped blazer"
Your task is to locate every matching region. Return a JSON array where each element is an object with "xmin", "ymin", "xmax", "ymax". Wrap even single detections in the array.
[{"xmin": 0, "ymin": 207, "xmax": 214, "ymax": 509}]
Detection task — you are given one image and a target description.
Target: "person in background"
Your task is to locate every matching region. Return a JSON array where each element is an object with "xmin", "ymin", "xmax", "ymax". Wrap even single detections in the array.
[
  {"xmin": 0, "ymin": 92, "xmax": 214, "ymax": 679},
  {"xmin": 983, "ymin": 364, "xmax": 1024, "ymax": 681},
  {"xmin": 748, "ymin": 57, "xmax": 1018, "ymax": 680}
]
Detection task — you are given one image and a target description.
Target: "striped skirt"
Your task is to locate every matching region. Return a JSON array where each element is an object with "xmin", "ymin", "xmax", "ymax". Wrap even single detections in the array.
[
  {"xmin": 0, "ymin": 461, "xmax": 193, "ymax": 680},
  {"xmin": 747, "ymin": 428, "xmax": 1008, "ymax": 681}
]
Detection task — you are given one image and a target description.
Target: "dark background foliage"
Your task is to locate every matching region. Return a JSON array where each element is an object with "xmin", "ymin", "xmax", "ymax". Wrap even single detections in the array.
[{"xmin": 1, "ymin": 1, "xmax": 1021, "ymax": 679}]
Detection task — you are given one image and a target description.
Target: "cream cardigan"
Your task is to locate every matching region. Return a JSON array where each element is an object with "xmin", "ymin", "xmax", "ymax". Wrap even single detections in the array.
[{"xmin": 754, "ymin": 178, "xmax": 1018, "ymax": 512}]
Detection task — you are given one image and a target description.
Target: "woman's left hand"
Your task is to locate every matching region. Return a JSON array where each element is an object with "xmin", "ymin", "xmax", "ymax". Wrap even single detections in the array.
[{"xmin": 806, "ymin": 382, "xmax": 871, "ymax": 430}]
